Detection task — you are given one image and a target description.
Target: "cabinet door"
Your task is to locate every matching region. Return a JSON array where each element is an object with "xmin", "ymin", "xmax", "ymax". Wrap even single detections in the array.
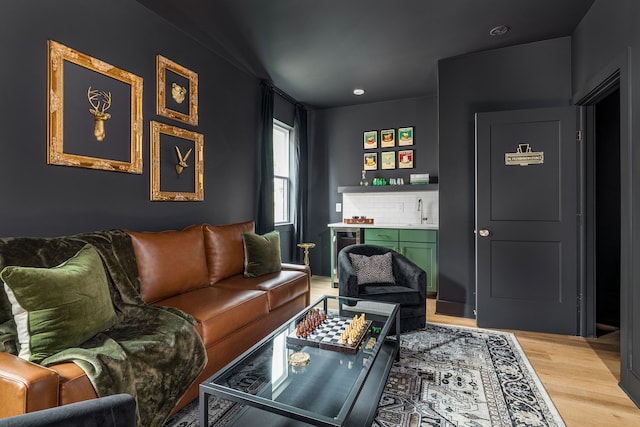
[
  {"xmin": 401, "ymin": 242, "xmax": 438, "ymax": 295},
  {"xmin": 399, "ymin": 229, "xmax": 437, "ymax": 243},
  {"xmin": 365, "ymin": 240, "xmax": 399, "ymax": 252},
  {"xmin": 364, "ymin": 228, "xmax": 399, "ymax": 243}
]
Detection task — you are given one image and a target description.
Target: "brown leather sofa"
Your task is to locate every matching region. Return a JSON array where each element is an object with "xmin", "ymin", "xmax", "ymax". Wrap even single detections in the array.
[{"xmin": 0, "ymin": 220, "xmax": 310, "ymax": 419}]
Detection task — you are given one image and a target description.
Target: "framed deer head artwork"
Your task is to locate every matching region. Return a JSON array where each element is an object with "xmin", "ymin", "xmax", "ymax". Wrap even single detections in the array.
[
  {"xmin": 47, "ymin": 40, "xmax": 143, "ymax": 174},
  {"xmin": 156, "ymin": 55, "xmax": 198, "ymax": 126},
  {"xmin": 150, "ymin": 121, "xmax": 204, "ymax": 201}
]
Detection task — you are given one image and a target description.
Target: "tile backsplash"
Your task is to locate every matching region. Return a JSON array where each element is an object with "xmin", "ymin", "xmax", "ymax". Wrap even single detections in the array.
[{"xmin": 342, "ymin": 191, "xmax": 438, "ymax": 225}]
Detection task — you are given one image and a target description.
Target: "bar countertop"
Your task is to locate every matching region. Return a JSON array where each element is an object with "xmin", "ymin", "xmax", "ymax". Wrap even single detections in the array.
[{"xmin": 328, "ymin": 222, "xmax": 438, "ymax": 230}]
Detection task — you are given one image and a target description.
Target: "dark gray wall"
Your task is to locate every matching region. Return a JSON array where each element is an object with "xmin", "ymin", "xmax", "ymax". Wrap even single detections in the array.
[
  {"xmin": 0, "ymin": 0, "xmax": 260, "ymax": 237},
  {"xmin": 437, "ymin": 37, "xmax": 572, "ymax": 317},
  {"xmin": 572, "ymin": 0, "xmax": 640, "ymax": 406},
  {"xmin": 307, "ymin": 95, "xmax": 438, "ymax": 276}
]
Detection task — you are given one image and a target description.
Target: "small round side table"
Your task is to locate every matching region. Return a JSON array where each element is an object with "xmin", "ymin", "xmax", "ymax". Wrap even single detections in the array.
[{"xmin": 297, "ymin": 243, "xmax": 316, "ymax": 267}]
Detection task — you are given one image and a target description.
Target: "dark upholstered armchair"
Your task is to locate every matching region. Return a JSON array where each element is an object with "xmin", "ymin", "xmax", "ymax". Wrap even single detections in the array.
[
  {"xmin": 338, "ymin": 244, "xmax": 426, "ymax": 332},
  {"xmin": 0, "ymin": 393, "xmax": 136, "ymax": 427}
]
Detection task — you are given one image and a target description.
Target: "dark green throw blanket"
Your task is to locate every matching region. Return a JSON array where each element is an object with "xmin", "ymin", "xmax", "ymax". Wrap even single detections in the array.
[{"xmin": 0, "ymin": 230, "xmax": 207, "ymax": 427}]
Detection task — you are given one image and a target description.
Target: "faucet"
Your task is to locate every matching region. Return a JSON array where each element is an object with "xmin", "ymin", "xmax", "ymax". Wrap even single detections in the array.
[{"xmin": 417, "ymin": 199, "xmax": 427, "ymax": 224}]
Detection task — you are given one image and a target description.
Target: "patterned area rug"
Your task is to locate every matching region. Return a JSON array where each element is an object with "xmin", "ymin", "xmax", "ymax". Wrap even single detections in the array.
[{"xmin": 165, "ymin": 323, "xmax": 565, "ymax": 427}]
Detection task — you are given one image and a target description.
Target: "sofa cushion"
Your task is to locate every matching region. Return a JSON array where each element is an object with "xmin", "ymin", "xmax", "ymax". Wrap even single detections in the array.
[
  {"xmin": 215, "ymin": 270, "xmax": 308, "ymax": 311},
  {"xmin": 155, "ymin": 286, "xmax": 269, "ymax": 348},
  {"xmin": 0, "ymin": 245, "xmax": 117, "ymax": 364},
  {"xmin": 128, "ymin": 225, "xmax": 209, "ymax": 303},
  {"xmin": 348, "ymin": 252, "xmax": 396, "ymax": 285},
  {"xmin": 203, "ymin": 221, "xmax": 255, "ymax": 284},
  {"xmin": 242, "ymin": 231, "xmax": 282, "ymax": 278}
]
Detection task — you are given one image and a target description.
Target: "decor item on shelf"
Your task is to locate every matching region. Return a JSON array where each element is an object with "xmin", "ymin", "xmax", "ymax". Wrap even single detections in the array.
[
  {"xmin": 47, "ymin": 40, "xmax": 143, "ymax": 174},
  {"xmin": 359, "ymin": 170, "xmax": 369, "ymax": 186},
  {"xmin": 150, "ymin": 121, "xmax": 204, "ymax": 201},
  {"xmin": 156, "ymin": 55, "xmax": 199, "ymax": 126},
  {"xmin": 363, "ymin": 130, "xmax": 377, "ymax": 149},
  {"xmin": 398, "ymin": 126, "xmax": 414, "ymax": 146},
  {"xmin": 410, "ymin": 173, "xmax": 430, "ymax": 184},
  {"xmin": 372, "ymin": 177, "xmax": 388, "ymax": 186},
  {"xmin": 380, "ymin": 129, "xmax": 395, "ymax": 147},
  {"xmin": 398, "ymin": 149, "xmax": 414, "ymax": 169}
]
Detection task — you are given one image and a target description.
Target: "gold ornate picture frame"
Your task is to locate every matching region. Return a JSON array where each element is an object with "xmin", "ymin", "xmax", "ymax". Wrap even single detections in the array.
[
  {"xmin": 47, "ymin": 40, "xmax": 143, "ymax": 174},
  {"xmin": 156, "ymin": 55, "xmax": 198, "ymax": 126},
  {"xmin": 150, "ymin": 121, "xmax": 204, "ymax": 201}
]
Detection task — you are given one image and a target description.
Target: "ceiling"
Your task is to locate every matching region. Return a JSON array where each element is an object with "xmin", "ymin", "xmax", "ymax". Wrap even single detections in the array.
[{"xmin": 138, "ymin": 0, "xmax": 596, "ymax": 109}]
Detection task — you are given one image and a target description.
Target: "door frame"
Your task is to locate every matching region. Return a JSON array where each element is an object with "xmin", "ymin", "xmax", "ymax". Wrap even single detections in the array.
[
  {"xmin": 576, "ymin": 70, "xmax": 620, "ymax": 338},
  {"xmin": 574, "ymin": 48, "xmax": 639, "ymax": 405}
]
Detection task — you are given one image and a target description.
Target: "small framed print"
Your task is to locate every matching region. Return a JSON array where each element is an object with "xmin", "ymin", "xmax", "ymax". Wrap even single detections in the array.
[
  {"xmin": 398, "ymin": 150, "xmax": 414, "ymax": 169},
  {"xmin": 381, "ymin": 151, "xmax": 396, "ymax": 170},
  {"xmin": 364, "ymin": 152, "xmax": 378, "ymax": 170},
  {"xmin": 380, "ymin": 129, "xmax": 395, "ymax": 147},
  {"xmin": 156, "ymin": 55, "xmax": 198, "ymax": 126},
  {"xmin": 363, "ymin": 130, "xmax": 377, "ymax": 149},
  {"xmin": 150, "ymin": 121, "xmax": 204, "ymax": 201},
  {"xmin": 398, "ymin": 126, "xmax": 414, "ymax": 146}
]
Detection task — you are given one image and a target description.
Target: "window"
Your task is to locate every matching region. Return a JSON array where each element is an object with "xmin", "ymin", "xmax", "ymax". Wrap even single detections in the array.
[{"xmin": 273, "ymin": 120, "xmax": 293, "ymax": 224}]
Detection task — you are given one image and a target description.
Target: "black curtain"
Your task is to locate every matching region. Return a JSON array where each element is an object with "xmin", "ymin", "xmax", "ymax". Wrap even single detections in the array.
[
  {"xmin": 291, "ymin": 105, "xmax": 308, "ymax": 263},
  {"xmin": 256, "ymin": 82, "xmax": 274, "ymax": 234}
]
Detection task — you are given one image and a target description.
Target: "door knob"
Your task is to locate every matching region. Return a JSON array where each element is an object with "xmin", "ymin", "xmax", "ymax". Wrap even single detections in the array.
[{"xmin": 478, "ymin": 229, "xmax": 491, "ymax": 237}]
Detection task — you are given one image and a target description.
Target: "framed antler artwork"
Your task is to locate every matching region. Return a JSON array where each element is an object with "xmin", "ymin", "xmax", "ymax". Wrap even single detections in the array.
[
  {"xmin": 150, "ymin": 121, "xmax": 204, "ymax": 201},
  {"xmin": 156, "ymin": 55, "xmax": 198, "ymax": 126},
  {"xmin": 47, "ymin": 40, "xmax": 143, "ymax": 173}
]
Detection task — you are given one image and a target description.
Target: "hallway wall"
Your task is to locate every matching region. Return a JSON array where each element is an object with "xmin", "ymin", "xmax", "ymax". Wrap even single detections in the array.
[{"xmin": 437, "ymin": 37, "xmax": 572, "ymax": 317}]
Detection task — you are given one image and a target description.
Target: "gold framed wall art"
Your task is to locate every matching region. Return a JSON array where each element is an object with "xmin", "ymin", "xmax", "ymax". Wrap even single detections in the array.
[
  {"xmin": 156, "ymin": 55, "xmax": 198, "ymax": 126},
  {"xmin": 47, "ymin": 40, "xmax": 143, "ymax": 174},
  {"xmin": 150, "ymin": 121, "xmax": 204, "ymax": 201}
]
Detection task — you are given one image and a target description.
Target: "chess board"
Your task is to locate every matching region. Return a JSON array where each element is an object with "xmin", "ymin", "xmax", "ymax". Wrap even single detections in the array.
[{"xmin": 287, "ymin": 315, "xmax": 372, "ymax": 354}]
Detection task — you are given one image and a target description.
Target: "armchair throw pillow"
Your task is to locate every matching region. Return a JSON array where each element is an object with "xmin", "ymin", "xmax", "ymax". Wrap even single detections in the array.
[
  {"xmin": 242, "ymin": 231, "xmax": 282, "ymax": 278},
  {"xmin": 348, "ymin": 252, "xmax": 396, "ymax": 285},
  {"xmin": 0, "ymin": 244, "xmax": 117, "ymax": 364}
]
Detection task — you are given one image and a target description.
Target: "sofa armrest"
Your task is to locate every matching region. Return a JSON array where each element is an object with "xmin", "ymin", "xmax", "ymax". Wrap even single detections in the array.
[
  {"xmin": 393, "ymin": 254, "xmax": 427, "ymax": 301},
  {"xmin": 281, "ymin": 263, "xmax": 311, "ymax": 305},
  {"xmin": 337, "ymin": 251, "xmax": 360, "ymax": 299},
  {"xmin": 0, "ymin": 352, "xmax": 59, "ymax": 417},
  {"xmin": 281, "ymin": 263, "xmax": 310, "ymax": 275}
]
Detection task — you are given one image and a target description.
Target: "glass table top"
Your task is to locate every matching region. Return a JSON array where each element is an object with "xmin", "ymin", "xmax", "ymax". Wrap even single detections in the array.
[{"xmin": 201, "ymin": 295, "xmax": 399, "ymax": 426}]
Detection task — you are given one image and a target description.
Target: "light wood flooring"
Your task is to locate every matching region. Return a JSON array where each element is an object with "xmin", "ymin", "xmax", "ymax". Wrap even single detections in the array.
[{"xmin": 311, "ymin": 276, "xmax": 640, "ymax": 427}]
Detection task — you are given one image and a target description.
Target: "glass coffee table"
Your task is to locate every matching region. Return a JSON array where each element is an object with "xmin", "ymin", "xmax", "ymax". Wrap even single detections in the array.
[{"xmin": 199, "ymin": 295, "xmax": 400, "ymax": 426}]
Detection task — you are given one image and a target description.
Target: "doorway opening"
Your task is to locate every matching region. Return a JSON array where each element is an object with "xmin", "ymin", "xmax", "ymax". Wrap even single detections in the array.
[{"xmin": 584, "ymin": 83, "xmax": 621, "ymax": 338}]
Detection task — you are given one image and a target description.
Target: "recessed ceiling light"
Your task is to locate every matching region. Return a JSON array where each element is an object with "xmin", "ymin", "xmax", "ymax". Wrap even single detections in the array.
[
  {"xmin": 353, "ymin": 88, "xmax": 365, "ymax": 96},
  {"xmin": 489, "ymin": 25, "xmax": 510, "ymax": 36}
]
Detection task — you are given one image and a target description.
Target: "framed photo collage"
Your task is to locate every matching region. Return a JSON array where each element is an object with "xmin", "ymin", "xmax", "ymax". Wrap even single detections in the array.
[{"xmin": 363, "ymin": 127, "xmax": 414, "ymax": 171}]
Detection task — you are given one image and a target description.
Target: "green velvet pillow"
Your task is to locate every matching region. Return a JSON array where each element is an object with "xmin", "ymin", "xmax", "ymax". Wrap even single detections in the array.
[
  {"xmin": 242, "ymin": 231, "xmax": 282, "ymax": 278},
  {"xmin": 0, "ymin": 244, "xmax": 117, "ymax": 364}
]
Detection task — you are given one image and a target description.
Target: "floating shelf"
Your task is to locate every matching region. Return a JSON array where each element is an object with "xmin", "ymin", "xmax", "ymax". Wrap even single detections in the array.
[{"xmin": 338, "ymin": 183, "xmax": 438, "ymax": 193}]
